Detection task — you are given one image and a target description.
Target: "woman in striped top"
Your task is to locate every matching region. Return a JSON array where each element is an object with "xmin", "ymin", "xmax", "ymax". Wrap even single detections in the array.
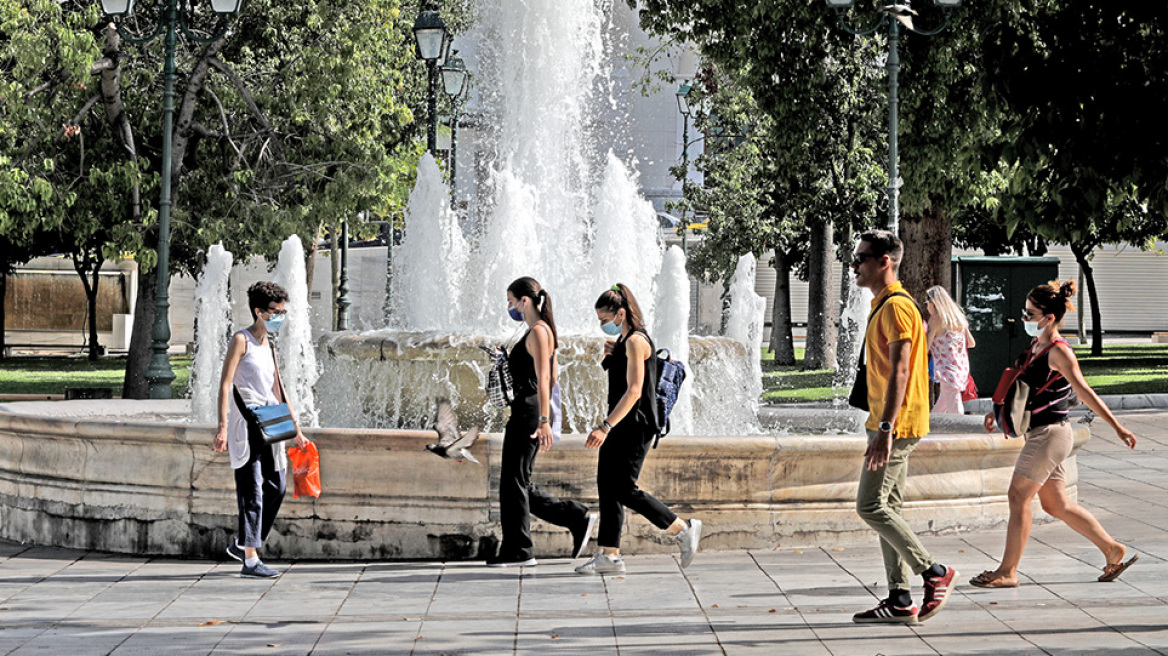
[{"xmin": 971, "ymin": 279, "xmax": 1139, "ymax": 588}]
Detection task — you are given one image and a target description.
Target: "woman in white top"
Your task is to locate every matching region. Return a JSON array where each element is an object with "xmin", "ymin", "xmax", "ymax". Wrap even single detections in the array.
[
  {"xmin": 212, "ymin": 281, "xmax": 308, "ymax": 578},
  {"xmin": 925, "ymin": 286, "xmax": 975, "ymax": 414}
]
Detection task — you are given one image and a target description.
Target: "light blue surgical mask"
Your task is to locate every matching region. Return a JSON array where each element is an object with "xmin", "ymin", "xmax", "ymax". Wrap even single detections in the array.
[
  {"xmin": 264, "ymin": 314, "xmax": 286, "ymax": 333},
  {"xmin": 1023, "ymin": 320, "xmax": 1042, "ymax": 337},
  {"xmin": 601, "ymin": 320, "xmax": 621, "ymax": 336}
]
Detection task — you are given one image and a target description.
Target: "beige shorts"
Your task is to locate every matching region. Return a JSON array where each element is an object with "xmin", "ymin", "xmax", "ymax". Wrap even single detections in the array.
[{"xmin": 1013, "ymin": 420, "xmax": 1074, "ymax": 484}]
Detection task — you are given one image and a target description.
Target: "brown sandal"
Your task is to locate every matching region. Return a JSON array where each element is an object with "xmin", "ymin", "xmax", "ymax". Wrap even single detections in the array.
[
  {"xmin": 1098, "ymin": 553, "xmax": 1139, "ymax": 582},
  {"xmin": 969, "ymin": 570, "xmax": 1019, "ymax": 588}
]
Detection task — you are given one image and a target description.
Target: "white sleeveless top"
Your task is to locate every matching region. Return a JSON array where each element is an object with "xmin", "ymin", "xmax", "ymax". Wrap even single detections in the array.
[{"xmin": 228, "ymin": 329, "xmax": 287, "ymax": 471}]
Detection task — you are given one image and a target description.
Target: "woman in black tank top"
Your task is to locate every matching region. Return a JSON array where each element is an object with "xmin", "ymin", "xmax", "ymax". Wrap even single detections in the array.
[
  {"xmin": 574, "ymin": 284, "xmax": 702, "ymax": 576},
  {"xmin": 972, "ymin": 279, "xmax": 1139, "ymax": 589},
  {"xmin": 487, "ymin": 277, "xmax": 594, "ymax": 568}
]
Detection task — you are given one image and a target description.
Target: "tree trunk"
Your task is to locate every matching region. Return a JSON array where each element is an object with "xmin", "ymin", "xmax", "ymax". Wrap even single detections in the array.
[
  {"xmin": 73, "ymin": 252, "xmax": 105, "ymax": 362},
  {"xmin": 0, "ymin": 271, "xmax": 6, "ymax": 360},
  {"xmin": 123, "ymin": 267, "xmax": 157, "ymax": 399},
  {"xmin": 803, "ymin": 217, "xmax": 836, "ymax": 370},
  {"xmin": 835, "ymin": 223, "xmax": 856, "ymax": 374},
  {"xmin": 769, "ymin": 247, "xmax": 795, "ymax": 366},
  {"xmin": 1072, "ymin": 242, "xmax": 1104, "ymax": 356},
  {"xmin": 898, "ymin": 203, "xmax": 951, "ymax": 304},
  {"xmin": 304, "ymin": 222, "xmax": 320, "ymax": 303}
]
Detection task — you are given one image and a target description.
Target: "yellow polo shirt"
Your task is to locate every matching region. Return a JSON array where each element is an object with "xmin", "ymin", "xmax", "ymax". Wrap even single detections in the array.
[{"xmin": 863, "ymin": 282, "xmax": 930, "ymax": 438}]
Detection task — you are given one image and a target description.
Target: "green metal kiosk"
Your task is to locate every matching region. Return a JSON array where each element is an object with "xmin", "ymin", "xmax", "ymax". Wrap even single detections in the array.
[{"xmin": 953, "ymin": 256, "xmax": 1062, "ymax": 396}]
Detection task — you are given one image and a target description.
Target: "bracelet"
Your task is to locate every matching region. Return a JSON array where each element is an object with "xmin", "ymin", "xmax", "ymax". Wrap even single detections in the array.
[{"xmin": 602, "ymin": 420, "xmax": 613, "ymax": 433}]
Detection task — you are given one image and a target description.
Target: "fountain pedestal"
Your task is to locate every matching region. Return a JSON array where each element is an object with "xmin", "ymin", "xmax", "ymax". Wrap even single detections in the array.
[{"xmin": 0, "ymin": 401, "xmax": 1087, "ymax": 559}]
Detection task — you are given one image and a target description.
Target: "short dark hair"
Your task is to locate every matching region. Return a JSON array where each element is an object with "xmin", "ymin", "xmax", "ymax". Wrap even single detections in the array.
[
  {"xmin": 247, "ymin": 281, "xmax": 288, "ymax": 318},
  {"xmin": 858, "ymin": 229, "xmax": 903, "ymax": 267}
]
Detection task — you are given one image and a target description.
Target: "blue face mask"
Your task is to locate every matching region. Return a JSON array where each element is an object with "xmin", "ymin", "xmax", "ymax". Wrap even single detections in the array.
[
  {"xmin": 601, "ymin": 319, "xmax": 621, "ymax": 336},
  {"xmin": 1024, "ymin": 320, "xmax": 1042, "ymax": 337},
  {"xmin": 264, "ymin": 314, "xmax": 286, "ymax": 333},
  {"xmin": 508, "ymin": 299, "xmax": 524, "ymax": 322}
]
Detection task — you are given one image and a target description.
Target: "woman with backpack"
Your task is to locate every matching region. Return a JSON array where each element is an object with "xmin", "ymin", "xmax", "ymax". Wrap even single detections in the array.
[
  {"xmin": 488, "ymin": 277, "xmax": 597, "ymax": 567},
  {"xmin": 971, "ymin": 279, "xmax": 1139, "ymax": 589},
  {"xmin": 576, "ymin": 283, "xmax": 701, "ymax": 575},
  {"xmin": 925, "ymin": 285, "xmax": 976, "ymax": 414}
]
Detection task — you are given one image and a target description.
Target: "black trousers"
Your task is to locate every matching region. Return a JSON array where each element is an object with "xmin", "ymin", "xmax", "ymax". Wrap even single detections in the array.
[
  {"xmin": 597, "ymin": 421, "xmax": 677, "ymax": 548},
  {"xmin": 234, "ymin": 421, "xmax": 286, "ymax": 549},
  {"xmin": 498, "ymin": 404, "xmax": 588, "ymax": 560}
]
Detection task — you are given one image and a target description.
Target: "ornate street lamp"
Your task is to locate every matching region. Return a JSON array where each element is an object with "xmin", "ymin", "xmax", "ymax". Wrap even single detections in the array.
[
  {"xmin": 100, "ymin": 0, "xmax": 241, "ymax": 399},
  {"xmin": 441, "ymin": 53, "xmax": 470, "ymax": 203},
  {"xmin": 825, "ymin": 0, "xmax": 961, "ymax": 233},
  {"xmin": 414, "ymin": 1, "xmax": 449, "ymax": 155}
]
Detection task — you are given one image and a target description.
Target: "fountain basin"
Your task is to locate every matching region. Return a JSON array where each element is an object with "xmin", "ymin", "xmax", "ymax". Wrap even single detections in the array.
[{"xmin": 0, "ymin": 401, "xmax": 1087, "ymax": 560}]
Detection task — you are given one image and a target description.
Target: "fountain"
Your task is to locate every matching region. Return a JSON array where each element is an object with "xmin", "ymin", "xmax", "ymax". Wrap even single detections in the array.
[{"xmin": 0, "ymin": 0, "xmax": 1091, "ymax": 561}]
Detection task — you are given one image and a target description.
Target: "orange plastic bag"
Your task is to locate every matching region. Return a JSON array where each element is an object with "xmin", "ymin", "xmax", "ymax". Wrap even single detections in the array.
[{"xmin": 287, "ymin": 442, "xmax": 321, "ymax": 499}]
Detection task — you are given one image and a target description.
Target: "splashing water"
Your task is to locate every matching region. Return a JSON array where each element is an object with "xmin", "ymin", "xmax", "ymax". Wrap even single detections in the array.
[
  {"xmin": 832, "ymin": 275, "xmax": 875, "ymax": 393},
  {"xmin": 190, "ymin": 243, "xmax": 233, "ymax": 423},
  {"xmin": 653, "ymin": 245, "xmax": 693, "ymax": 435},
  {"xmin": 274, "ymin": 236, "xmax": 319, "ymax": 428}
]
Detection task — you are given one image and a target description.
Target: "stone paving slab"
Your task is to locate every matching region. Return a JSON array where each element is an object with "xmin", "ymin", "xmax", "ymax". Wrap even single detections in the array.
[{"xmin": 2, "ymin": 409, "xmax": 1166, "ymax": 655}]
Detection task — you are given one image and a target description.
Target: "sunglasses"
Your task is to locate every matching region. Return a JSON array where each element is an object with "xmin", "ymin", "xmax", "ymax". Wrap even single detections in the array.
[{"xmin": 851, "ymin": 252, "xmax": 880, "ymax": 267}]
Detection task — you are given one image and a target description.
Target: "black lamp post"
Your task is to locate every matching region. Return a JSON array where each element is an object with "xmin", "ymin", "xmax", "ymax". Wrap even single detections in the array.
[
  {"xmin": 825, "ymin": 0, "xmax": 961, "ymax": 233},
  {"xmin": 441, "ymin": 53, "xmax": 470, "ymax": 203},
  {"xmin": 676, "ymin": 81, "xmax": 693, "ymax": 253},
  {"xmin": 100, "ymin": 0, "xmax": 241, "ymax": 399},
  {"xmin": 413, "ymin": 1, "xmax": 449, "ymax": 155}
]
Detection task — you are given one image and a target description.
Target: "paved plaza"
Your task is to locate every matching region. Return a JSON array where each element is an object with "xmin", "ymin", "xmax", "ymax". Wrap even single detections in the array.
[{"xmin": 1, "ymin": 409, "xmax": 1165, "ymax": 655}]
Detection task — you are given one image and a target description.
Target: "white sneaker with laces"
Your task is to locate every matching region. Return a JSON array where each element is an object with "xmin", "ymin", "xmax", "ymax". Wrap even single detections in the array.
[
  {"xmin": 574, "ymin": 551, "xmax": 626, "ymax": 575},
  {"xmin": 675, "ymin": 519, "xmax": 702, "ymax": 569}
]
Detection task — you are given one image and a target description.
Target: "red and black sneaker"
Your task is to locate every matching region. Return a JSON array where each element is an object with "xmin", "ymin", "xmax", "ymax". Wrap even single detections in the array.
[
  {"xmin": 919, "ymin": 565, "xmax": 958, "ymax": 622},
  {"xmin": 852, "ymin": 599, "xmax": 920, "ymax": 624}
]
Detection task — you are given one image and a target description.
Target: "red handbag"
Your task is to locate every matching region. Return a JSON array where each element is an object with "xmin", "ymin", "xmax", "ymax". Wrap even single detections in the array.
[{"xmin": 961, "ymin": 374, "xmax": 978, "ymax": 402}]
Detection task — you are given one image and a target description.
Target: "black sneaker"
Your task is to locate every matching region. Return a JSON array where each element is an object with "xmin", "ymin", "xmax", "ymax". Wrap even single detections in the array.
[
  {"xmin": 486, "ymin": 555, "xmax": 537, "ymax": 568},
  {"xmin": 226, "ymin": 542, "xmax": 245, "ymax": 562},
  {"xmin": 240, "ymin": 561, "xmax": 280, "ymax": 578},
  {"xmin": 571, "ymin": 513, "xmax": 598, "ymax": 559},
  {"xmin": 852, "ymin": 599, "xmax": 919, "ymax": 624}
]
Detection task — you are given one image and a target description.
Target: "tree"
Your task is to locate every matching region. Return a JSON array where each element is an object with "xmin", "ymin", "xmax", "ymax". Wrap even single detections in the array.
[
  {"xmin": 632, "ymin": 0, "xmax": 885, "ymax": 371},
  {"xmin": 2, "ymin": 0, "xmax": 465, "ymax": 395},
  {"xmin": 977, "ymin": 0, "xmax": 1168, "ymax": 355}
]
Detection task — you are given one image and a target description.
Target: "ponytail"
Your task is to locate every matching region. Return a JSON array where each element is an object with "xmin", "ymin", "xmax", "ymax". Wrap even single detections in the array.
[{"xmin": 594, "ymin": 283, "xmax": 646, "ymax": 332}]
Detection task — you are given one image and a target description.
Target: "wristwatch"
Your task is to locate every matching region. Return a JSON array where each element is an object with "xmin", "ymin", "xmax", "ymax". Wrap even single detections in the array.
[
  {"xmin": 539, "ymin": 415, "xmax": 549, "ymax": 424},
  {"xmin": 878, "ymin": 421, "xmax": 893, "ymax": 433}
]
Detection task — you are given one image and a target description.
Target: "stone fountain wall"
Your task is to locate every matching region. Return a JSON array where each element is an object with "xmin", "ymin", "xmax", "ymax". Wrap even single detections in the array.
[{"xmin": 0, "ymin": 401, "xmax": 1086, "ymax": 560}]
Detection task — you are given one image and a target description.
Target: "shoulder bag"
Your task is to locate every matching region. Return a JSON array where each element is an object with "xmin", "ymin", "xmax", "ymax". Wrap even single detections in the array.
[
  {"xmin": 233, "ymin": 337, "xmax": 299, "ymax": 445},
  {"xmin": 848, "ymin": 292, "xmax": 914, "ymax": 410}
]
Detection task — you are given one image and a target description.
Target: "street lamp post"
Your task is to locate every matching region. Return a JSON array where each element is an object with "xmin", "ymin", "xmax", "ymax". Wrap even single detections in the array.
[
  {"xmin": 100, "ymin": 0, "xmax": 241, "ymax": 399},
  {"xmin": 441, "ymin": 53, "xmax": 470, "ymax": 204},
  {"xmin": 413, "ymin": 1, "xmax": 449, "ymax": 155},
  {"xmin": 826, "ymin": 0, "xmax": 961, "ymax": 234},
  {"xmin": 676, "ymin": 82, "xmax": 693, "ymax": 254},
  {"xmin": 336, "ymin": 219, "xmax": 351, "ymax": 330}
]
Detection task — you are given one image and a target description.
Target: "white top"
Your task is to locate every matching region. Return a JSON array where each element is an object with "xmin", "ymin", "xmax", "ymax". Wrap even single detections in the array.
[{"xmin": 228, "ymin": 329, "xmax": 287, "ymax": 471}]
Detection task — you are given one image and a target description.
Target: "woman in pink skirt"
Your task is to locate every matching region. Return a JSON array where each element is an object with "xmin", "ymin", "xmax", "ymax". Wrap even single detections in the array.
[{"xmin": 925, "ymin": 286, "xmax": 975, "ymax": 414}]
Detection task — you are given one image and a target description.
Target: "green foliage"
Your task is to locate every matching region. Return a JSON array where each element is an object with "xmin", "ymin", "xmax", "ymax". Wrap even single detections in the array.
[{"xmin": 0, "ymin": 0, "xmax": 467, "ymax": 276}]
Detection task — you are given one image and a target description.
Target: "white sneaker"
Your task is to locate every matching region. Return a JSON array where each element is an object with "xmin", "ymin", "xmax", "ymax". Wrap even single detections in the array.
[
  {"xmin": 574, "ymin": 551, "xmax": 626, "ymax": 575},
  {"xmin": 675, "ymin": 519, "xmax": 702, "ymax": 569}
]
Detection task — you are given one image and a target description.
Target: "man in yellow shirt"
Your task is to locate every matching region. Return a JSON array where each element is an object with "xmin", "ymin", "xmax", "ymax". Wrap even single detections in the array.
[{"xmin": 850, "ymin": 230, "xmax": 957, "ymax": 625}]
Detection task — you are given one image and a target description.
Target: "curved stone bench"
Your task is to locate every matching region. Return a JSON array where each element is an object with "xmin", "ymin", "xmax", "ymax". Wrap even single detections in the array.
[{"xmin": 0, "ymin": 401, "xmax": 1087, "ymax": 560}]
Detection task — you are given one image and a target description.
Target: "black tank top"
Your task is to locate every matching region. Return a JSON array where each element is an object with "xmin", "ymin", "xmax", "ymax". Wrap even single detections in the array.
[
  {"xmin": 1017, "ymin": 340, "xmax": 1072, "ymax": 429},
  {"xmin": 603, "ymin": 329, "xmax": 658, "ymax": 429},
  {"xmin": 507, "ymin": 329, "xmax": 539, "ymax": 405}
]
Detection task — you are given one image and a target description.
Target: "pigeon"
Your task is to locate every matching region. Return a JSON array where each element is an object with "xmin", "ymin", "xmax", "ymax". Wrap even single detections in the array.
[
  {"xmin": 881, "ymin": 3, "xmax": 917, "ymax": 30},
  {"xmin": 424, "ymin": 397, "xmax": 481, "ymax": 465}
]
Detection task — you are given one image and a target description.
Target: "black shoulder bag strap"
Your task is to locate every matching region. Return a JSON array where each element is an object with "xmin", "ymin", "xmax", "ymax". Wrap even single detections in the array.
[{"xmin": 848, "ymin": 291, "xmax": 915, "ymax": 410}]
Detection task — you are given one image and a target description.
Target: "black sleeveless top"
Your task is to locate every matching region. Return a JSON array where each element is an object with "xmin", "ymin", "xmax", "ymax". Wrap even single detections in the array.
[
  {"xmin": 1017, "ymin": 340, "xmax": 1072, "ymax": 429},
  {"xmin": 602, "ymin": 329, "xmax": 658, "ymax": 429},
  {"xmin": 507, "ymin": 329, "xmax": 540, "ymax": 406}
]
